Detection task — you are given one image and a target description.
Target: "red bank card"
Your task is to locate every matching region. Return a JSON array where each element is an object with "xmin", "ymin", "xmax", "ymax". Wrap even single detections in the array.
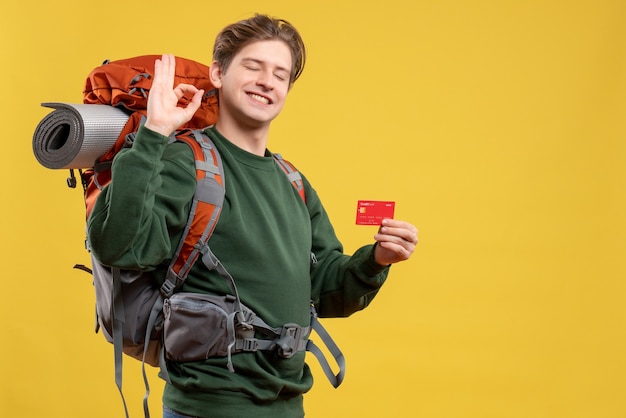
[{"xmin": 356, "ymin": 200, "xmax": 395, "ymax": 225}]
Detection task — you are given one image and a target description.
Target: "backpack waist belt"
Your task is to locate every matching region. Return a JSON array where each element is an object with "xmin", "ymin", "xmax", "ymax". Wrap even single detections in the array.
[
  {"xmin": 233, "ymin": 301, "xmax": 345, "ymax": 388},
  {"xmin": 164, "ymin": 290, "xmax": 345, "ymax": 388},
  {"xmin": 235, "ymin": 322, "xmax": 310, "ymax": 359}
]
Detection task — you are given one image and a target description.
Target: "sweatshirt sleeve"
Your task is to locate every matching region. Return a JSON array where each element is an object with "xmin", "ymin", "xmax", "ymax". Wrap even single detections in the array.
[
  {"xmin": 87, "ymin": 125, "xmax": 196, "ymax": 270},
  {"xmin": 304, "ymin": 176, "xmax": 391, "ymax": 318}
]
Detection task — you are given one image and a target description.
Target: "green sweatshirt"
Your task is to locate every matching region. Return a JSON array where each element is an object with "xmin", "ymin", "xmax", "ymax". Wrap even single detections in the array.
[{"xmin": 88, "ymin": 125, "xmax": 390, "ymax": 418}]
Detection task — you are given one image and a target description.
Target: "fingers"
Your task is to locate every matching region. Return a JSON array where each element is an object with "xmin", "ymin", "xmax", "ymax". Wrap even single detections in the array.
[
  {"xmin": 153, "ymin": 54, "xmax": 172, "ymax": 90},
  {"xmin": 156, "ymin": 54, "xmax": 175, "ymax": 90},
  {"xmin": 173, "ymin": 83, "xmax": 202, "ymax": 100},
  {"xmin": 172, "ymin": 84, "xmax": 204, "ymax": 119},
  {"xmin": 378, "ymin": 219, "xmax": 418, "ymax": 246},
  {"xmin": 155, "ymin": 54, "xmax": 203, "ymax": 101},
  {"xmin": 373, "ymin": 219, "xmax": 418, "ymax": 265},
  {"xmin": 187, "ymin": 87, "xmax": 205, "ymax": 112},
  {"xmin": 145, "ymin": 54, "xmax": 204, "ymax": 135}
]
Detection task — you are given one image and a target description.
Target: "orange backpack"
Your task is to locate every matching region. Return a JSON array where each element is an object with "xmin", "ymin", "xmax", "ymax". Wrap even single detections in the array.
[{"xmin": 80, "ymin": 55, "xmax": 219, "ymax": 218}]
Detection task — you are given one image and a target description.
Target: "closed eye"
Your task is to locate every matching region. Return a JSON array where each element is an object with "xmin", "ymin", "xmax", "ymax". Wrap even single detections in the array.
[{"xmin": 274, "ymin": 70, "xmax": 290, "ymax": 82}]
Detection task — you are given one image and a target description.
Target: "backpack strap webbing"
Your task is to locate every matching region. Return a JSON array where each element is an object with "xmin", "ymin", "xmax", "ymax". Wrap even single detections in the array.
[
  {"xmin": 160, "ymin": 130, "xmax": 225, "ymax": 298},
  {"xmin": 141, "ymin": 295, "xmax": 166, "ymax": 417},
  {"xmin": 273, "ymin": 152, "xmax": 306, "ymax": 203},
  {"xmin": 113, "ymin": 271, "xmax": 167, "ymax": 418},
  {"xmin": 111, "ymin": 267, "xmax": 131, "ymax": 418},
  {"xmin": 306, "ymin": 306, "xmax": 346, "ymax": 388},
  {"xmin": 232, "ymin": 302, "xmax": 346, "ymax": 388}
]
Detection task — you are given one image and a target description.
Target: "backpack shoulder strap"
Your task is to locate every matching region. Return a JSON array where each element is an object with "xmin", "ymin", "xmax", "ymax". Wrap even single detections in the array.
[
  {"xmin": 273, "ymin": 153, "xmax": 306, "ymax": 203},
  {"xmin": 158, "ymin": 136, "xmax": 306, "ymax": 297},
  {"xmin": 160, "ymin": 129, "xmax": 225, "ymax": 297}
]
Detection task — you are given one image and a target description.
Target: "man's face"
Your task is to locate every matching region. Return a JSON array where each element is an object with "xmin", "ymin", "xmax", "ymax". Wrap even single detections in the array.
[{"xmin": 211, "ymin": 40, "xmax": 293, "ymax": 130}]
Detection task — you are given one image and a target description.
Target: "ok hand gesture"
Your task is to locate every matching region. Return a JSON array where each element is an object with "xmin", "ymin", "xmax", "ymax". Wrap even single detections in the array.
[{"xmin": 144, "ymin": 54, "xmax": 205, "ymax": 137}]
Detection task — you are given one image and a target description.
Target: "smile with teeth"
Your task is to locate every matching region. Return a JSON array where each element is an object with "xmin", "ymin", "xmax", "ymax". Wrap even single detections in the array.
[{"xmin": 248, "ymin": 93, "xmax": 271, "ymax": 105}]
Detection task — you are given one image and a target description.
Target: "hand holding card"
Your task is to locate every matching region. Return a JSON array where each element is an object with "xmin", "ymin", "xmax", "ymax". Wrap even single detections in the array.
[{"xmin": 356, "ymin": 200, "xmax": 396, "ymax": 225}]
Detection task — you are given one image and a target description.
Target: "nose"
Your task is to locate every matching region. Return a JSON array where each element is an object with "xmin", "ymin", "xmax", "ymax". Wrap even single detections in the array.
[{"xmin": 256, "ymin": 69, "xmax": 275, "ymax": 90}]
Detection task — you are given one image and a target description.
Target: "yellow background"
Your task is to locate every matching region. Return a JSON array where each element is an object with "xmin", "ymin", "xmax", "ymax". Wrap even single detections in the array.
[{"xmin": 2, "ymin": 0, "xmax": 625, "ymax": 417}]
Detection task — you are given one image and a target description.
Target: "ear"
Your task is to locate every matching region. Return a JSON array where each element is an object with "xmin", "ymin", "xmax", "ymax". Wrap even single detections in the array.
[{"xmin": 209, "ymin": 61, "xmax": 223, "ymax": 88}]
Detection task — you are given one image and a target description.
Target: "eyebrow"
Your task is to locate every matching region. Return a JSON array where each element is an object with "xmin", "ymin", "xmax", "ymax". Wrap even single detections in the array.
[{"xmin": 241, "ymin": 57, "xmax": 290, "ymax": 74}]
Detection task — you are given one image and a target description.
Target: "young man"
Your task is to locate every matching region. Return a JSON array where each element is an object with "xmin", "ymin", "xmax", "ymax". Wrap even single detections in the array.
[{"xmin": 88, "ymin": 14, "xmax": 417, "ymax": 418}]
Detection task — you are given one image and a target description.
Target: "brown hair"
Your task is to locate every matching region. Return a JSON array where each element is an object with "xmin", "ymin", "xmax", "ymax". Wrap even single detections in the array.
[{"xmin": 212, "ymin": 14, "xmax": 306, "ymax": 84}]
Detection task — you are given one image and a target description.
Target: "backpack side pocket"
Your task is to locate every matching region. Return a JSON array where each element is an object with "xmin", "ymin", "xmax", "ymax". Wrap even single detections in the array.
[{"xmin": 163, "ymin": 292, "xmax": 238, "ymax": 362}]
